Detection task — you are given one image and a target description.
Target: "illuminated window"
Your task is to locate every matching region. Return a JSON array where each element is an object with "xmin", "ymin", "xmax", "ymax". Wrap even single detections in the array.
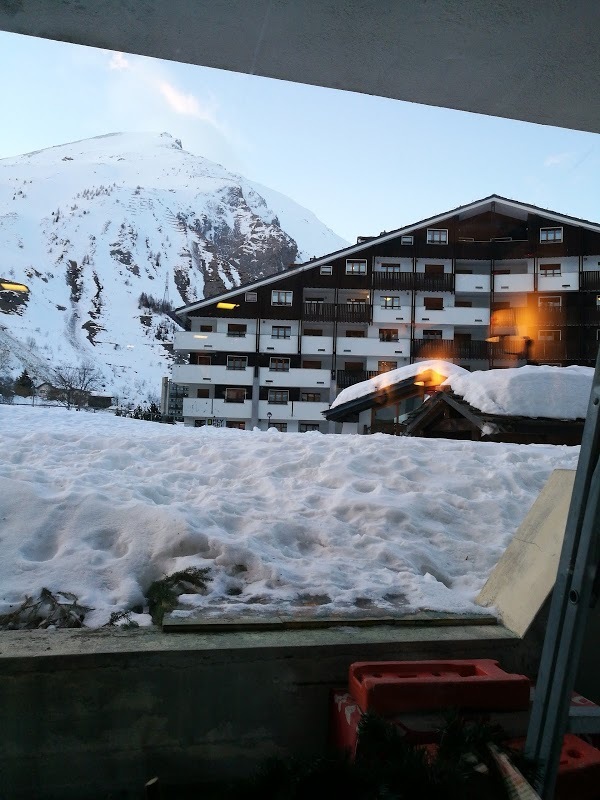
[
  {"xmin": 272, "ymin": 290, "xmax": 293, "ymax": 306},
  {"xmin": 540, "ymin": 227, "xmax": 563, "ymax": 243},
  {"xmin": 227, "ymin": 323, "xmax": 246, "ymax": 337},
  {"xmin": 379, "ymin": 329, "xmax": 399, "ymax": 342},
  {"xmin": 427, "ymin": 229, "xmax": 448, "ymax": 244},
  {"xmin": 269, "ymin": 357, "xmax": 290, "ymax": 371},
  {"xmin": 378, "ymin": 361, "xmax": 398, "ymax": 372},
  {"xmin": 268, "ymin": 390, "xmax": 289, "ymax": 404},
  {"xmin": 381, "ymin": 296, "xmax": 401, "ymax": 309},
  {"xmin": 227, "ymin": 356, "xmax": 247, "ymax": 370},
  {"xmin": 272, "ymin": 326, "xmax": 291, "ymax": 339},
  {"xmin": 345, "ymin": 259, "xmax": 367, "ymax": 275}
]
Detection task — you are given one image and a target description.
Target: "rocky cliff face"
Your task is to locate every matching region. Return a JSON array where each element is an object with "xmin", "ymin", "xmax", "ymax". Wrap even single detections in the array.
[{"xmin": 0, "ymin": 132, "xmax": 347, "ymax": 402}]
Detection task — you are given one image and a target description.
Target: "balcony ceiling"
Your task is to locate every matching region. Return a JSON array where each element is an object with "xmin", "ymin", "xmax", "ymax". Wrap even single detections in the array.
[{"xmin": 1, "ymin": 0, "xmax": 599, "ymax": 134}]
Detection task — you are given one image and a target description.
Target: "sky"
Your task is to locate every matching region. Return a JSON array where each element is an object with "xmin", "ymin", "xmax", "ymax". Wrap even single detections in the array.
[{"xmin": 1, "ymin": 30, "xmax": 599, "ymax": 244}]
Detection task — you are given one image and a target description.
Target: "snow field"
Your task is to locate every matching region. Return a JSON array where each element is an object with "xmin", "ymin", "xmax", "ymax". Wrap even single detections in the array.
[{"xmin": 0, "ymin": 405, "xmax": 579, "ymax": 627}]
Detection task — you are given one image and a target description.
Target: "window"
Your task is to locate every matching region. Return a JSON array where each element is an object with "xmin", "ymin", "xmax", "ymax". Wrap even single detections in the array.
[
  {"xmin": 455, "ymin": 268, "xmax": 473, "ymax": 274},
  {"xmin": 423, "ymin": 329, "xmax": 443, "ymax": 339},
  {"xmin": 306, "ymin": 296, "xmax": 324, "ymax": 304},
  {"xmin": 320, "ymin": 265, "xmax": 333, "ymax": 275},
  {"xmin": 425, "ymin": 264, "xmax": 444, "ymax": 276},
  {"xmin": 245, "ymin": 292, "xmax": 257, "ymax": 302},
  {"xmin": 227, "ymin": 323, "xmax": 247, "ymax": 337},
  {"xmin": 347, "ymin": 297, "xmax": 367, "ymax": 305},
  {"xmin": 454, "ymin": 300, "xmax": 472, "ymax": 307},
  {"xmin": 224, "ymin": 388, "xmax": 246, "ymax": 403},
  {"xmin": 268, "ymin": 422, "xmax": 287, "ymax": 432},
  {"xmin": 272, "ymin": 290, "xmax": 293, "ymax": 305},
  {"xmin": 538, "ymin": 296, "xmax": 561, "ymax": 308},
  {"xmin": 196, "ymin": 388, "xmax": 210, "ymax": 398},
  {"xmin": 540, "ymin": 227, "xmax": 563, "ymax": 243},
  {"xmin": 194, "ymin": 420, "xmax": 206, "ymax": 427},
  {"xmin": 424, "ymin": 297, "xmax": 444, "ymax": 310},
  {"xmin": 303, "ymin": 328, "xmax": 323, "ymax": 336},
  {"xmin": 379, "ymin": 328, "xmax": 399, "ymax": 342},
  {"xmin": 597, "ymin": 296, "xmax": 600, "ymax": 310},
  {"xmin": 299, "ymin": 423, "xmax": 320, "ymax": 432},
  {"xmin": 301, "ymin": 392, "xmax": 321, "ymax": 402},
  {"xmin": 268, "ymin": 389, "xmax": 289, "ymax": 404},
  {"xmin": 493, "ymin": 269, "xmax": 511, "ymax": 275},
  {"xmin": 401, "ymin": 235, "xmax": 414, "ymax": 245},
  {"xmin": 269, "ymin": 357, "xmax": 290, "ymax": 371},
  {"xmin": 540, "ymin": 263, "xmax": 561, "ymax": 276},
  {"xmin": 381, "ymin": 296, "xmax": 401, "ymax": 309},
  {"xmin": 345, "ymin": 362, "xmax": 364, "ymax": 372},
  {"xmin": 227, "ymin": 355, "xmax": 247, "ymax": 370},
  {"xmin": 226, "ymin": 421, "xmax": 246, "ymax": 430},
  {"xmin": 427, "ymin": 228, "xmax": 448, "ymax": 245},
  {"xmin": 200, "ymin": 324, "xmax": 213, "ymax": 332},
  {"xmin": 378, "ymin": 361, "xmax": 398, "ymax": 372},
  {"xmin": 539, "ymin": 330, "xmax": 561, "ymax": 341},
  {"xmin": 345, "ymin": 259, "xmax": 367, "ymax": 275},
  {"xmin": 272, "ymin": 325, "xmax": 291, "ymax": 339},
  {"xmin": 302, "ymin": 360, "xmax": 322, "ymax": 369},
  {"xmin": 191, "ymin": 354, "xmax": 211, "ymax": 365},
  {"xmin": 345, "ymin": 329, "xmax": 365, "ymax": 337},
  {"xmin": 381, "ymin": 263, "xmax": 401, "ymax": 273}
]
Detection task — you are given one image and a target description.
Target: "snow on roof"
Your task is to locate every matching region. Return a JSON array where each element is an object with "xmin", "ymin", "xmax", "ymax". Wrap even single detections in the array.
[
  {"xmin": 443, "ymin": 365, "xmax": 594, "ymax": 420},
  {"xmin": 331, "ymin": 360, "xmax": 469, "ymax": 408}
]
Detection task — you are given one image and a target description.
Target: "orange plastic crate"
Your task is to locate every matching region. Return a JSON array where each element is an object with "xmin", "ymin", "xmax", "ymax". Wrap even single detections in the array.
[{"xmin": 349, "ymin": 659, "xmax": 530, "ymax": 714}]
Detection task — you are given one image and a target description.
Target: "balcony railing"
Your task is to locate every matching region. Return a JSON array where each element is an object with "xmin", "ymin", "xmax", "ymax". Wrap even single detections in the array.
[
  {"xmin": 580, "ymin": 271, "xmax": 600, "ymax": 291},
  {"xmin": 372, "ymin": 273, "xmax": 454, "ymax": 291},
  {"xmin": 336, "ymin": 370, "xmax": 381, "ymax": 389},
  {"xmin": 303, "ymin": 302, "xmax": 372, "ymax": 323},
  {"xmin": 414, "ymin": 339, "xmax": 490, "ymax": 360}
]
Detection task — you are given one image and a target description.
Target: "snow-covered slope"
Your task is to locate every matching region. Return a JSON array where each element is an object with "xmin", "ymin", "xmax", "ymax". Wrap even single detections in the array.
[{"xmin": 0, "ymin": 132, "xmax": 347, "ymax": 402}]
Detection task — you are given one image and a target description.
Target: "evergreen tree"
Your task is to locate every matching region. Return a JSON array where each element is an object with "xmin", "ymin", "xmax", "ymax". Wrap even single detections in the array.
[{"xmin": 13, "ymin": 369, "xmax": 34, "ymax": 399}]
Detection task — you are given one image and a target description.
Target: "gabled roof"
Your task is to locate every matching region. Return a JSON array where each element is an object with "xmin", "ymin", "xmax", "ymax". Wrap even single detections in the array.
[{"xmin": 173, "ymin": 194, "xmax": 600, "ymax": 318}]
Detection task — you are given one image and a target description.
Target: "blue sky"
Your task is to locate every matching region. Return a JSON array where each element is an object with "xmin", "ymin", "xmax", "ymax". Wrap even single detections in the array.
[{"xmin": 1, "ymin": 30, "xmax": 599, "ymax": 243}]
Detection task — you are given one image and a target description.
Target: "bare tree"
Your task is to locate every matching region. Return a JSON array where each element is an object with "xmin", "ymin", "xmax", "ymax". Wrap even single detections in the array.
[{"xmin": 51, "ymin": 362, "xmax": 103, "ymax": 409}]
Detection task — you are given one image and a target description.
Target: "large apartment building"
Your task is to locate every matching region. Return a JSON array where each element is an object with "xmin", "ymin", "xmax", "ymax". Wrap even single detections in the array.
[{"xmin": 169, "ymin": 195, "xmax": 600, "ymax": 431}]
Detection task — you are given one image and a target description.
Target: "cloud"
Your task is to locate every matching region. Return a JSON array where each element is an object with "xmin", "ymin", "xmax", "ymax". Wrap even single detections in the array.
[
  {"xmin": 155, "ymin": 79, "xmax": 215, "ymax": 121},
  {"xmin": 108, "ymin": 52, "xmax": 130, "ymax": 71},
  {"xmin": 544, "ymin": 152, "xmax": 573, "ymax": 167}
]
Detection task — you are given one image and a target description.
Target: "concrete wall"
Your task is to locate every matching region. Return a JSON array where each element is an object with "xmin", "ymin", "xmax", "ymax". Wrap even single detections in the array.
[{"xmin": 1, "ymin": 623, "xmax": 531, "ymax": 800}]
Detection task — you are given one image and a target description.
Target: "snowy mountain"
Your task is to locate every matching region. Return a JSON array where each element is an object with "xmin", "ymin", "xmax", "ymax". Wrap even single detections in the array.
[{"xmin": 0, "ymin": 132, "xmax": 347, "ymax": 403}]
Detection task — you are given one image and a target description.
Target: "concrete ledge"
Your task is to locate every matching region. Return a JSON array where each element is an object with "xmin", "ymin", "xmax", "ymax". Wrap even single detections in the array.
[{"xmin": 1, "ymin": 624, "xmax": 533, "ymax": 800}]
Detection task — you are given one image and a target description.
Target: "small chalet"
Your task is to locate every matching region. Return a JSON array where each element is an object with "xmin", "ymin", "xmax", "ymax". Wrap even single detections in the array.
[{"xmin": 324, "ymin": 362, "xmax": 592, "ymax": 444}]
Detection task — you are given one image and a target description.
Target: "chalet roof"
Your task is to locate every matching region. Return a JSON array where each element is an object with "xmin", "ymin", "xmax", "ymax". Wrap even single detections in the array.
[
  {"xmin": 173, "ymin": 194, "xmax": 600, "ymax": 320},
  {"xmin": 401, "ymin": 390, "xmax": 585, "ymax": 440}
]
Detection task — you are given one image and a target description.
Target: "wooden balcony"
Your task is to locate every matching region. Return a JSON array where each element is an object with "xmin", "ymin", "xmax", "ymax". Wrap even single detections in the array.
[
  {"xmin": 580, "ymin": 271, "xmax": 600, "ymax": 291},
  {"xmin": 303, "ymin": 303, "xmax": 372, "ymax": 323},
  {"xmin": 372, "ymin": 273, "xmax": 454, "ymax": 291},
  {"xmin": 336, "ymin": 370, "xmax": 380, "ymax": 389},
  {"xmin": 413, "ymin": 339, "xmax": 490, "ymax": 360}
]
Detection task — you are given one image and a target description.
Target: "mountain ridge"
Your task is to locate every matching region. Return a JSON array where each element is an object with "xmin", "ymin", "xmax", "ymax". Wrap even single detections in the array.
[{"xmin": 0, "ymin": 132, "xmax": 347, "ymax": 402}]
